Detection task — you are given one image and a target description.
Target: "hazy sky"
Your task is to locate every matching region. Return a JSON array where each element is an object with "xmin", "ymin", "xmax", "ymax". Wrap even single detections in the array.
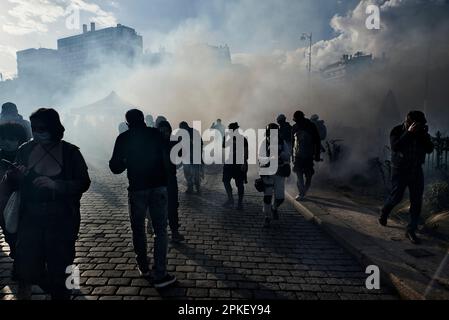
[{"xmin": 0, "ymin": 0, "xmax": 360, "ymax": 78}]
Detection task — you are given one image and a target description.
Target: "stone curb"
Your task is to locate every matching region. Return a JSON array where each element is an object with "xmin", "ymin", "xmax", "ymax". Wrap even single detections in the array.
[{"xmin": 285, "ymin": 192, "xmax": 448, "ymax": 300}]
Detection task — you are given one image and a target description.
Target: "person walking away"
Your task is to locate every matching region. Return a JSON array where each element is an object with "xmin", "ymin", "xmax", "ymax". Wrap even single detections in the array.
[
  {"xmin": 277, "ymin": 114, "xmax": 292, "ymax": 152},
  {"xmin": 291, "ymin": 111, "xmax": 321, "ymax": 201},
  {"xmin": 259, "ymin": 123, "xmax": 291, "ymax": 228},
  {"xmin": 3, "ymin": 108, "xmax": 90, "ymax": 300},
  {"xmin": 179, "ymin": 122, "xmax": 204, "ymax": 194},
  {"xmin": 157, "ymin": 120, "xmax": 185, "ymax": 243},
  {"xmin": 379, "ymin": 111, "xmax": 434, "ymax": 245},
  {"xmin": 310, "ymin": 114, "xmax": 327, "ymax": 154},
  {"xmin": 110, "ymin": 109, "xmax": 176, "ymax": 288},
  {"xmin": 0, "ymin": 123, "xmax": 30, "ymax": 279},
  {"xmin": 222, "ymin": 123, "xmax": 248, "ymax": 211}
]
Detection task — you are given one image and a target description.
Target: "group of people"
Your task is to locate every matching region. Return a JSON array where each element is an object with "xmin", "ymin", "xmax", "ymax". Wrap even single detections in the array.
[{"xmin": 0, "ymin": 100, "xmax": 435, "ymax": 300}]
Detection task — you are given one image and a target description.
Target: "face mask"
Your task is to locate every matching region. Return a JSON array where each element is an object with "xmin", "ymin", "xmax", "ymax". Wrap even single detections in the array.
[
  {"xmin": 0, "ymin": 140, "xmax": 19, "ymax": 152},
  {"xmin": 33, "ymin": 132, "xmax": 52, "ymax": 145}
]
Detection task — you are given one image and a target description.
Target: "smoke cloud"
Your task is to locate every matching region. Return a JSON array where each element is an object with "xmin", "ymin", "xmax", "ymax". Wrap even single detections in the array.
[{"xmin": 2, "ymin": 0, "xmax": 449, "ymax": 175}]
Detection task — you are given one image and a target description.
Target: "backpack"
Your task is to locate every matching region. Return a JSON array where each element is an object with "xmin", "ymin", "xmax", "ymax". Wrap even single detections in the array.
[{"xmin": 293, "ymin": 130, "xmax": 314, "ymax": 160}]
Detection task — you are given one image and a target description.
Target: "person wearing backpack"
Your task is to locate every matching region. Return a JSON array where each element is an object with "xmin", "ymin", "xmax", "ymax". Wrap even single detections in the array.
[{"xmin": 291, "ymin": 111, "xmax": 321, "ymax": 201}]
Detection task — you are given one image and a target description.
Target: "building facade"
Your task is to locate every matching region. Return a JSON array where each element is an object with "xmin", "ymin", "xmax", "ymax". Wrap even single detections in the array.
[
  {"xmin": 57, "ymin": 23, "xmax": 143, "ymax": 78},
  {"xmin": 16, "ymin": 23, "xmax": 143, "ymax": 82},
  {"xmin": 16, "ymin": 48, "xmax": 60, "ymax": 80},
  {"xmin": 321, "ymin": 52, "xmax": 374, "ymax": 81}
]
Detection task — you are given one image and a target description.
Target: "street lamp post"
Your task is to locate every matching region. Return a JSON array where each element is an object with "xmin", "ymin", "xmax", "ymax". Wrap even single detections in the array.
[{"xmin": 301, "ymin": 32, "xmax": 313, "ymax": 105}]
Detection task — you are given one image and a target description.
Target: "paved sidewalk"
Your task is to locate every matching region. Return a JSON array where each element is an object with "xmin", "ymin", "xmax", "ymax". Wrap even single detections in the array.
[
  {"xmin": 1, "ymin": 168, "xmax": 397, "ymax": 300},
  {"xmin": 286, "ymin": 184, "xmax": 449, "ymax": 300}
]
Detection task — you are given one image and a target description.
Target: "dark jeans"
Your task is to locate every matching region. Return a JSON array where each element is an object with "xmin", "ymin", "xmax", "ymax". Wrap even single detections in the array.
[
  {"xmin": 167, "ymin": 175, "xmax": 179, "ymax": 232},
  {"xmin": 294, "ymin": 159, "xmax": 315, "ymax": 197},
  {"xmin": 223, "ymin": 165, "xmax": 245, "ymax": 202},
  {"xmin": 382, "ymin": 166, "xmax": 425, "ymax": 232},
  {"xmin": 15, "ymin": 202, "xmax": 77, "ymax": 300},
  {"xmin": 128, "ymin": 187, "xmax": 168, "ymax": 280}
]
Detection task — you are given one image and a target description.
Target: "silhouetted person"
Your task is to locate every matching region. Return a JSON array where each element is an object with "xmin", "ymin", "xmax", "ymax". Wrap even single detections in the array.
[
  {"xmin": 259, "ymin": 123, "xmax": 291, "ymax": 228},
  {"xmin": 155, "ymin": 116, "xmax": 168, "ymax": 128},
  {"xmin": 222, "ymin": 123, "xmax": 248, "ymax": 211},
  {"xmin": 211, "ymin": 119, "xmax": 225, "ymax": 139},
  {"xmin": 110, "ymin": 109, "xmax": 176, "ymax": 288},
  {"xmin": 146, "ymin": 115, "xmax": 155, "ymax": 128},
  {"xmin": 0, "ymin": 102, "xmax": 32, "ymax": 140},
  {"xmin": 0, "ymin": 123, "xmax": 29, "ymax": 277},
  {"xmin": 291, "ymin": 110, "xmax": 321, "ymax": 201},
  {"xmin": 2, "ymin": 108, "xmax": 90, "ymax": 300},
  {"xmin": 156, "ymin": 120, "xmax": 185, "ymax": 243},
  {"xmin": 277, "ymin": 114, "xmax": 292, "ymax": 151},
  {"xmin": 179, "ymin": 121, "xmax": 203, "ymax": 194},
  {"xmin": 310, "ymin": 114, "xmax": 327, "ymax": 153},
  {"xmin": 379, "ymin": 111, "xmax": 434, "ymax": 245}
]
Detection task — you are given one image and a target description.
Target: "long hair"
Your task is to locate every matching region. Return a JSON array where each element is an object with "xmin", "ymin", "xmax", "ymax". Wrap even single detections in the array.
[{"xmin": 30, "ymin": 108, "xmax": 65, "ymax": 141}]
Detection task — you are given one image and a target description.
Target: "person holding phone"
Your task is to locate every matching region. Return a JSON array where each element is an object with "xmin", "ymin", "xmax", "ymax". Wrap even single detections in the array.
[
  {"xmin": 4, "ymin": 108, "xmax": 91, "ymax": 300},
  {"xmin": 379, "ymin": 111, "xmax": 434, "ymax": 244},
  {"xmin": 0, "ymin": 123, "xmax": 29, "ymax": 268}
]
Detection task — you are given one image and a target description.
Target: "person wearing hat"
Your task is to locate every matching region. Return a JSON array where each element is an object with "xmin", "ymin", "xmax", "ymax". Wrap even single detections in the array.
[
  {"xmin": 0, "ymin": 102, "xmax": 32, "ymax": 140},
  {"xmin": 379, "ymin": 110, "xmax": 434, "ymax": 245},
  {"xmin": 222, "ymin": 122, "xmax": 248, "ymax": 210}
]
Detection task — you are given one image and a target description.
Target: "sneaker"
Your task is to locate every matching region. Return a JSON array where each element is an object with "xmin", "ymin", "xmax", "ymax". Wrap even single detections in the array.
[
  {"xmin": 171, "ymin": 231, "xmax": 185, "ymax": 243},
  {"xmin": 378, "ymin": 216, "xmax": 388, "ymax": 227},
  {"xmin": 154, "ymin": 274, "xmax": 177, "ymax": 289},
  {"xmin": 406, "ymin": 230, "xmax": 422, "ymax": 245},
  {"xmin": 272, "ymin": 207, "xmax": 279, "ymax": 220},
  {"xmin": 295, "ymin": 195, "xmax": 305, "ymax": 202},
  {"xmin": 378, "ymin": 209, "xmax": 388, "ymax": 227},
  {"xmin": 263, "ymin": 217, "xmax": 271, "ymax": 228}
]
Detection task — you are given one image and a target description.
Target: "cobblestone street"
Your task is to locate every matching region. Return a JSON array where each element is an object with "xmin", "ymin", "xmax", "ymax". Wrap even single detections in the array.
[{"xmin": 0, "ymin": 167, "xmax": 397, "ymax": 300}]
